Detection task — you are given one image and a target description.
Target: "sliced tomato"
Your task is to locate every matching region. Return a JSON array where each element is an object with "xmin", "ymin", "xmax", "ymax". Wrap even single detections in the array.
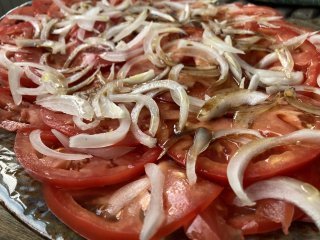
[
  {"xmin": 40, "ymin": 108, "xmax": 139, "ymax": 146},
  {"xmin": 168, "ymin": 132, "xmax": 320, "ymax": 185},
  {"xmin": 227, "ymin": 200, "xmax": 297, "ymax": 235},
  {"xmin": 43, "ymin": 161, "xmax": 223, "ymax": 240},
  {"xmin": 0, "ymin": 87, "xmax": 46, "ymax": 131},
  {"xmin": 14, "ymin": 129, "xmax": 161, "ymax": 188},
  {"xmin": 185, "ymin": 200, "xmax": 243, "ymax": 240}
]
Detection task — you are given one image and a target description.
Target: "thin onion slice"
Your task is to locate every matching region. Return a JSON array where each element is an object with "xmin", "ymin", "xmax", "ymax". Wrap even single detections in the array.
[
  {"xmin": 52, "ymin": 129, "xmax": 134, "ymax": 159},
  {"xmin": 30, "ymin": 129, "xmax": 92, "ymax": 160},
  {"xmin": 234, "ymin": 177, "xmax": 320, "ymax": 230},
  {"xmin": 69, "ymin": 105, "xmax": 131, "ymax": 148},
  {"xmin": 283, "ymin": 88, "xmax": 320, "ymax": 116},
  {"xmin": 8, "ymin": 65, "xmax": 23, "ymax": 105},
  {"xmin": 36, "ymin": 95, "xmax": 94, "ymax": 121},
  {"xmin": 140, "ymin": 163, "xmax": 165, "ymax": 240},
  {"xmin": 132, "ymin": 80, "xmax": 189, "ymax": 133},
  {"xmin": 113, "ymin": 9, "xmax": 148, "ymax": 42},
  {"xmin": 104, "ymin": 177, "xmax": 150, "ymax": 217},
  {"xmin": 198, "ymin": 89, "xmax": 269, "ymax": 121},
  {"xmin": 227, "ymin": 129, "xmax": 320, "ymax": 206},
  {"xmin": 186, "ymin": 128, "xmax": 212, "ymax": 185},
  {"xmin": 109, "ymin": 94, "xmax": 159, "ymax": 137},
  {"xmin": 72, "ymin": 116, "xmax": 100, "ymax": 131}
]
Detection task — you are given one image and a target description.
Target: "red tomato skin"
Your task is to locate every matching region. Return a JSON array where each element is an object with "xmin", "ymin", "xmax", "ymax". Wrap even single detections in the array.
[
  {"xmin": 168, "ymin": 135, "xmax": 320, "ymax": 185},
  {"xmin": 14, "ymin": 129, "xmax": 162, "ymax": 188},
  {"xmin": 43, "ymin": 185, "xmax": 140, "ymax": 240},
  {"xmin": 43, "ymin": 162, "xmax": 223, "ymax": 240}
]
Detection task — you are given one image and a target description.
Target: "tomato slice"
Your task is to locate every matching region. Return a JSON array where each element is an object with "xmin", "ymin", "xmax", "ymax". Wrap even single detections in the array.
[
  {"xmin": 0, "ymin": 87, "xmax": 46, "ymax": 131},
  {"xmin": 43, "ymin": 161, "xmax": 223, "ymax": 240},
  {"xmin": 168, "ymin": 133, "xmax": 320, "ymax": 185},
  {"xmin": 14, "ymin": 129, "xmax": 161, "ymax": 188},
  {"xmin": 185, "ymin": 200, "xmax": 243, "ymax": 240}
]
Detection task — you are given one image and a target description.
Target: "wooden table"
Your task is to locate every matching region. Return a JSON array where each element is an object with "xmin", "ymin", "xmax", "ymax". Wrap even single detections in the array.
[{"xmin": 0, "ymin": 204, "xmax": 43, "ymax": 240}]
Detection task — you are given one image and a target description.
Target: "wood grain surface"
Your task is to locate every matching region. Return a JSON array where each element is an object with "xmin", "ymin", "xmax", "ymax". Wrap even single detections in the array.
[{"xmin": 0, "ymin": 204, "xmax": 43, "ymax": 240}]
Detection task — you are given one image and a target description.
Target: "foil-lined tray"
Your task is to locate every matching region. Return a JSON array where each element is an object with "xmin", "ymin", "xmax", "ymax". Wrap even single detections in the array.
[{"xmin": 0, "ymin": 1, "xmax": 320, "ymax": 239}]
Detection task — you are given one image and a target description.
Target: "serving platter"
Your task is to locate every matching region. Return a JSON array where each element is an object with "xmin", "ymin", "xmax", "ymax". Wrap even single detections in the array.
[{"xmin": 0, "ymin": 1, "xmax": 320, "ymax": 240}]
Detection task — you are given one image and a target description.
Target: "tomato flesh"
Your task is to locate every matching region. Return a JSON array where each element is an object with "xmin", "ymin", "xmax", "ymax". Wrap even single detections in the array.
[
  {"xmin": 14, "ymin": 129, "xmax": 161, "ymax": 188},
  {"xmin": 43, "ymin": 161, "xmax": 223, "ymax": 240}
]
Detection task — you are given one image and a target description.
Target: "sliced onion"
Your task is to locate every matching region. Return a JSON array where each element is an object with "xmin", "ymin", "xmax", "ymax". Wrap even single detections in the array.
[
  {"xmin": 276, "ymin": 47, "xmax": 294, "ymax": 78},
  {"xmin": 53, "ymin": 0, "xmax": 79, "ymax": 14},
  {"xmin": 25, "ymin": 67, "xmax": 41, "ymax": 84},
  {"xmin": 77, "ymin": 6, "xmax": 103, "ymax": 31},
  {"xmin": 198, "ymin": 89, "xmax": 269, "ymax": 121},
  {"xmin": 256, "ymin": 52, "xmax": 278, "ymax": 68},
  {"xmin": 248, "ymin": 74, "xmax": 260, "ymax": 91},
  {"xmin": 104, "ymin": 22, "xmax": 132, "ymax": 40},
  {"xmin": 272, "ymin": 31, "xmax": 317, "ymax": 50},
  {"xmin": 113, "ymin": 9, "xmax": 148, "ymax": 42},
  {"xmin": 212, "ymin": 128, "xmax": 263, "ymax": 140},
  {"xmin": 109, "ymin": 94, "xmax": 159, "ymax": 136},
  {"xmin": 126, "ymin": 22, "xmax": 153, "ymax": 49},
  {"xmin": 15, "ymin": 62, "xmax": 64, "ymax": 78},
  {"xmin": 63, "ymin": 43, "xmax": 90, "ymax": 68},
  {"xmin": 36, "ymin": 95, "xmax": 94, "ymax": 120},
  {"xmin": 105, "ymin": 177, "xmax": 150, "ymax": 217},
  {"xmin": 72, "ymin": 116, "xmax": 100, "ymax": 130},
  {"xmin": 117, "ymin": 55, "xmax": 148, "ymax": 79},
  {"xmin": 68, "ymin": 68, "xmax": 100, "ymax": 93},
  {"xmin": 186, "ymin": 128, "xmax": 212, "ymax": 185},
  {"xmin": 227, "ymin": 129, "xmax": 320, "ymax": 206},
  {"xmin": 140, "ymin": 163, "xmax": 165, "ymax": 240},
  {"xmin": 149, "ymin": 7, "xmax": 175, "ymax": 22},
  {"xmin": 52, "ymin": 129, "xmax": 134, "ymax": 159},
  {"xmin": 234, "ymin": 177, "xmax": 320, "ymax": 230},
  {"xmin": 69, "ymin": 105, "xmax": 131, "ymax": 148},
  {"xmin": 0, "ymin": 49, "xmax": 13, "ymax": 69},
  {"xmin": 91, "ymin": 85, "xmax": 125, "ymax": 119},
  {"xmin": 235, "ymin": 55, "xmax": 304, "ymax": 86},
  {"xmin": 100, "ymin": 47, "xmax": 144, "ymax": 62},
  {"xmin": 132, "ymin": 80, "xmax": 189, "ymax": 133},
  {"xmin": 202, "ymin": 24, "xmax": 244, "ymax": 54},
  {"xmin": 178, "ymin": 40, "xmax": 229, "ymax": 82},
  {"xmin": 16, "ymin": 85, "xmax": 49, "ymax": 96},
  {"xmin": 144, "ymin": 27, "xmax": 185, "ymax": 67},
  {"xmin": 169, "ymin": 63, "xmax": 184, "ymax": 81},
  {"xmin": 7, "ymin": 15, "xmax": 40, "ymax": 38},
  {"xmin": 283, "ymin": 88, "xmax": 320, "ymax": 116},
  {"xmin": 8, "ymin": 65, "xmax": 23, "ymax": 105},
  {"xmin": 224, "ymin": 36, "xmax": 242, "ymax": 84},
  {"xmin": 41, "ymin": 18, "xmax": 58, "ymax": 40},
  {"xmin": 266, "ymin": 85, "xmax": 320, "ymax": 95},
  {"xmin": 178, "ymin": 3, "xmax": 190, "ymax": 23},
  {"xmin": 30, "ymin": 129, "xmax": 92, "ymax": 160},
  {"xmin": 67, "ymin": 64, "xmax": 94, "ymax": 84}
]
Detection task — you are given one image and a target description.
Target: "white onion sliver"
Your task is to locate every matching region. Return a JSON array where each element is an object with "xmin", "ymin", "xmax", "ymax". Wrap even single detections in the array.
[
  {"xmin": 106, "ymin": 177, "xmax": 150, "ymax": 216},
  {"xmin": 109, "ymin": 94, "xmax": 159, "ymax": 136},
  {"xmin": 30, "ymin": 130, "xmax": 92, "ymax": 160},
  {"xmin": 113, "ymin": 9, "xmax": 148, "ymax": 42},
  {"xmin": 51, "ymin": 129, "xmax": 134, "ymax": 159},
  {"xmin": 186, "ymin": 128, "xmax": 212, "ymax": 185},
  {"xmin": 140, "ymin": 163, "xmax": 165, "ymax": 240},
  {"xmin": 227, "ymin": 129, "xmax": 320, "ymax": 206},
  {"xmin": 213, "ymin": 128, "xmax": 263, "ymax": 140},
  {"xmin": 36, "ymin": 95, "xmax": 94, "ymax": 120},
  {"xmin": 8, "ymin": 65, "xmax": 23, "ymax": 105},
  {"xmin": 198, "ymin": 89, "xmax": 269, "ymax": 121},
  {"xmin": 69, "ymin": 105, "xmax": 131, "ymax": 148},
  {"xmin": 73, "ymin": 116, "xmax": 100, "ymax": 131},
  {"xmin": 132, "ymin": 80, "xmax": 189, "ymax": 133},
  {"xmin": 234, "ymin": 177, "xmax": 320, "ymax": 230}
]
